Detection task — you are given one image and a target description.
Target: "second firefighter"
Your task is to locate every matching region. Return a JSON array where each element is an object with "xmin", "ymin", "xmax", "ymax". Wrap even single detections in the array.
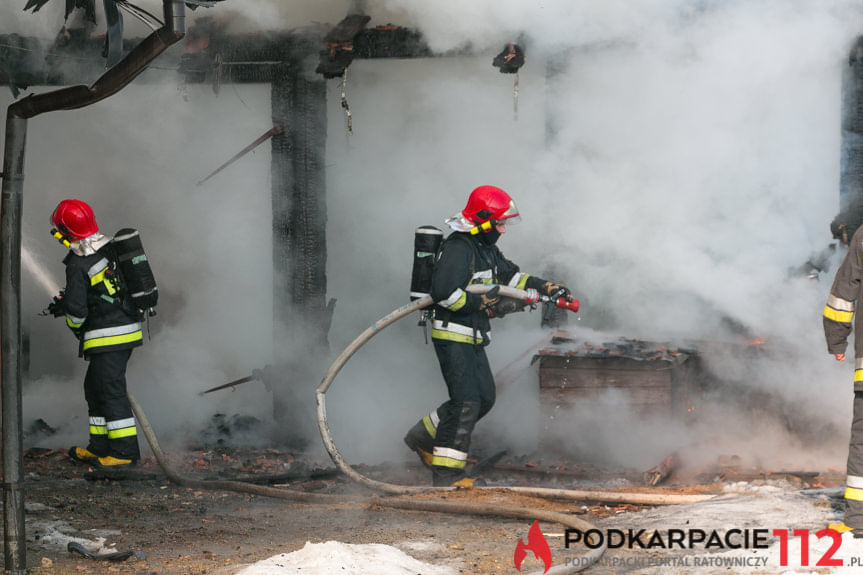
[{"xmin": 404, "ymin": 185, "xmax": 575, "ymax": 486}]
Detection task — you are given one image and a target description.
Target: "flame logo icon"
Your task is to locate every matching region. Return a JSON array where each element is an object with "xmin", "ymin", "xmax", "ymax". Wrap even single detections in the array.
[{"xmin": 513, "ymin": 520, "xmax": 552, "ymax": 574}]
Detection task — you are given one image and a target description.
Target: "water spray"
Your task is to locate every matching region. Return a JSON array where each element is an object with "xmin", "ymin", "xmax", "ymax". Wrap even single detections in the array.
[{"xmin": 21, "ymin": 244, "xmax": 60, "ymax": 298}]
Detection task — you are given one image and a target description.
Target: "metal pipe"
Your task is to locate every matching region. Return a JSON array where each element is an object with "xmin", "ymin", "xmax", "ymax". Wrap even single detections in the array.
[
  {"xmin": 0, "ymin": 3, "xmax": 185, "ymax": 572},
  {"xmin": 1, "ymin": 115, "xmax": 27, "ymax": 575}
]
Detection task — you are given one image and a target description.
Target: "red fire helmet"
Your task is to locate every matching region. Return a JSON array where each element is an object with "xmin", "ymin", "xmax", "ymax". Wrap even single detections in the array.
[
  {"xmin": 50, "ymin": 199, "xmax": 99, "ymax": 241},
  {"xmin": 461, "ymin": 185, "xmax": 521, "ymax": 225}
]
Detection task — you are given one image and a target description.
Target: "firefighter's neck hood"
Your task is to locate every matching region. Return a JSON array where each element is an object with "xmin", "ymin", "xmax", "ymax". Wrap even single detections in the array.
[
  {"xmin": 445, "ymin": 214, "xmax": 474, "ymax": 232},
  {"xmin": 479, "ymin": 228, "xmax": 501, "ymax": 245},
  {"xmin": 70, "ymin": 233, "xmax": 110, "ymax": 256}
]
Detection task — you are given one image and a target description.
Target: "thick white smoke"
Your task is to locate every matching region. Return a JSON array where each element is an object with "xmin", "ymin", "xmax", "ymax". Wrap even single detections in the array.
[{"xmin": 1, "ymin": 0, "xmax": 861, "ymax": 472}]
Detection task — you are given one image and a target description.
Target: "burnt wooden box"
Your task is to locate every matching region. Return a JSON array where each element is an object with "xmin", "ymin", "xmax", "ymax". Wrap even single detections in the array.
[{"xmin": 536, "ymin": 352, "xmax": 694, "ymax": 419}]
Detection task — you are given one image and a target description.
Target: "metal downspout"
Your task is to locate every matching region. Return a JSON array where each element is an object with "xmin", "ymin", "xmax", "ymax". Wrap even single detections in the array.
[
  {"xmin": 0, "ymin": 3, "xmax": 185, "ymax": 572},
  {"xmin": 1, "ymin": 115, "xmax": 27, "ymax": 575}
]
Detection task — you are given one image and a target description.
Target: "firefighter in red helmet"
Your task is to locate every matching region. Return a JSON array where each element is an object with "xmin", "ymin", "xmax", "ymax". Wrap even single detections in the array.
[
  {"xmin": 404, "ymin": 185, "xmax": 574, "ymax": 486},
  {"xmin": 50, "ymin": 199, "xmax": 143, "ymax": 469}
]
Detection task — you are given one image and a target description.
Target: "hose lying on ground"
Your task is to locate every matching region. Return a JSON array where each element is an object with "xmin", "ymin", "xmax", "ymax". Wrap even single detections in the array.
[
  {"xmin": 128, "ymin": 392, "xmax": 337, "ymax": 504},
  {"xmin": 129, "ymin": 390, "xmax": 606, "ymax": 574}
]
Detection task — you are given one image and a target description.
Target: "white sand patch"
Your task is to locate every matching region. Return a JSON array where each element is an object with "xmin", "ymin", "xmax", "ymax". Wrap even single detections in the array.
[{"xmin": 235, "ymin": 541, "xmax": 458, "ymax": 575}]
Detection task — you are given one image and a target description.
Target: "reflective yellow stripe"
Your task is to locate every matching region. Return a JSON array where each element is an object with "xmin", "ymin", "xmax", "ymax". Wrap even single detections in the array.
[
  {"xmin": 422, "ymin": 415, "xmax": 437, "ymax": 439},
  {"xmin": 431, "ymin": 456, "xmax": 467, "ymax": 469},
  {"xmin": 82, "ymin": 330, "xmax": 143, "ymax": 351},
  {"xmin": 846, "ymin": 486, "xmax": 863, "ymax": 501},
  {"xmin": 89, "ymin": 425, "xmax": 108, "ymax": 436},
  {"xmin": 855, "ymin": 370, "xmax": 863, "ymax": 383},
  {"xmin": 446, "ymin": 292, "xmax": 468, "ymax": 312},
  {"xmin": 107, "ymin": 427, "xmax": 137, "ymax": 439},
  {"xmin": 67, "ymin": 317, "xmax": 83, "ymax": 329},
  {"xmin": 515, "ymin": 273, "xmax": 530, "ymax": 290},
  {"xmin": 431, "ymin": 329, "xmax": 480, "ymax": 345},
  {"xmin": 90, "ymin": 268, "xmax": 116, "ymax": 295},
  {"xmin": 824, "ymin": 306, "xmax": 854, "ymax": 324},
  {"xmin": 90, "ymin": 268, "xmax": 107, "ymax": 286}
]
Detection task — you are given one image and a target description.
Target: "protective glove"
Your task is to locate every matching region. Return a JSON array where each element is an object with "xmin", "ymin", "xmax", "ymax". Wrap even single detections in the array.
[
  {"xmin": 487, "ymin": 297, "xmax": 525, "ymax": 318},
  {"xmin": 41, "ymin": 290, "xmax": 66, "ymax": 318},
  {"xmin": 478, "ymin": 285, "xmax": 501, "ymax": 310},
  {"xmin": 541, "ymin": 281, "xmax": 574, "ymax": 302}
]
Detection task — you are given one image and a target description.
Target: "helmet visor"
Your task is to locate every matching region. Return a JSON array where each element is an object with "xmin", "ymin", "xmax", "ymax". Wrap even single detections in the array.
[{"xmin": 499, "ymin": 200, "xmax": 521, "ymax": 224}]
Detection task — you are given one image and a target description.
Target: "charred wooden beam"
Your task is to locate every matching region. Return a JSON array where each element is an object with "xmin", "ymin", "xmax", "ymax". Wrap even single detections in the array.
[
  {"xmin": 642, "ymin": 452, "xmax": 679, "ymax": 486},
  {"xmin": 352, "ymin": 25, "xmax": 432, "ymax": 59},
  {"xmin": 179, "ymin": 30, "xmax": 322, "ymax": 86},
  {"xmin": 315, "ymin": 14, "xmax": 371, "ymax": 79}
]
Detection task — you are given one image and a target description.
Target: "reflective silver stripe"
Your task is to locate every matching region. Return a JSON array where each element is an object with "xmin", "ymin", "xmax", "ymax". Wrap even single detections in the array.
[
  {"xmin": 113, "ymin": 230, "xmax": 139, "ymax": 242},
  {"xmin": 410, "ymin": 291, "xmax": 429, "ymax": 299},
  {"xmin": 107, "ymin": 417, "xmax": 136, "ymax": 431},
  {"xmin": 66, "ymin": 313, "xmax": 86, "ymax": 325},
  {"xmin": 431, "ymin": 319, "xmax": 484, "ymax": 341},
  {"xmin": 471, "ymin": 270, "xmax": 493, "ymax": 281},
  {"xmin": 89, "ymin": 416, "xmax": 106, "ymax": 426},
  {"xmin": 848, "ymin": 475, "xmax": 863, "ymax": 489},
  {"xmin": 87, "ymin": 258, "xmax": 110, "ymax": 278},
  {"xmin": 440, "ymin": 288, "xmax": 466, "ymax": 308},
  {"xmin": 828, "ymin": 294, "xmax": 856, "ymax": 312},
  {"xmin": 84, "ymin": 323, "xmax": 143, "ymax": 340},
  {"xmin": 508, "ymin": 272, "xmax": 528, "ymax": 288},
  {"xmin": 433, "ymin": 446, "xmax": 468, "ymax": 461},
  {"xmin": 429, "ymin": 411, "xmax": 440, "ymax": 427},
  {"xmin": 416, "ymin": 228, "xmax": 443, "ymax": 236},
  {"xmin": 131, "ymin": 287, "xmax": 157, "ymax": 298},
  {"xmin": 857, "ymin": 358, "xmax": 863, "ymax": 370}
]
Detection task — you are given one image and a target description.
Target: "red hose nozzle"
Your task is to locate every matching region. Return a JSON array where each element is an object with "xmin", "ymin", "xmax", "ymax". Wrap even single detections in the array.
[{"xmin": 555, "ymin": 297, "xmax": 580, "ymax": 313}]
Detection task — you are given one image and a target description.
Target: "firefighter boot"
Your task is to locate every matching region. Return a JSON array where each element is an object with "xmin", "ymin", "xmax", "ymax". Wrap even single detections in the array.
[
  {"xmin": 96, "ymin": 455, "xmax": 136, "ymax": 469},
  {"xmin": 431, "ymin": 467, "xmax": 488, "ymax": 487},
  {"xmin": 69, "ymin": 446, "xmax": 100, "ymax": 464},
  {"xmin": 830, "ymin": 522, "xmax": 863, "ymax": 538},
  {"xmin": 403, "ymin": 418, "xmax": 435, "ymax": 470}
]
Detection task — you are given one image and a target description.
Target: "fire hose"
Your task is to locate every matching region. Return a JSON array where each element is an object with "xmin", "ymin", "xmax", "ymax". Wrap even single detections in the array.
[
  {"xmin": 128, "ymin": 388, "xmax": 607, "ymax": 575},
  {"xmin": 126, "ymin": 284, "xmax": 712, "ymax": 575},
  {"xmin": 314, "ymin": 284, "xmax": 715, "ymax": 574}
]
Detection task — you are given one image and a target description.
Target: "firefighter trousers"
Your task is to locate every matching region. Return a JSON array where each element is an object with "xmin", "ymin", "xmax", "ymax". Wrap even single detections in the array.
[
  {"xmin": 428, "ymin": 340, "xmax": 496, "ymax": 481},
  {"xmin": 83, "ymin": 348, "xmax": 140, "ymax": 460},
  {"xmin": 846, "ymin": 390, "xmax": 863, "ymax": 528}
]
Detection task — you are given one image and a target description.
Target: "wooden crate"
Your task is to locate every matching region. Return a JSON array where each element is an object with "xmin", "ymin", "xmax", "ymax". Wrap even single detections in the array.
[{"xmin": 537, "ymin": 354, "xmax": 693, "ymax": 419}]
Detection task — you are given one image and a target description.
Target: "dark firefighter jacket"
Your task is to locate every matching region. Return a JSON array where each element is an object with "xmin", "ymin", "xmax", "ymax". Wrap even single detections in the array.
[
  {"xmin": 430, "ymin": 231, "xmax": 545, "ymax": 345},
  {"xmin": 63, "ymin": 247, "xmax": 143, "ymax": 358}
]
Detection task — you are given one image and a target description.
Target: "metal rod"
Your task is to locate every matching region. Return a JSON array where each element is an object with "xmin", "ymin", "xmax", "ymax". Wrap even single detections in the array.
[
  {"xmin": 197, "ymin": 125, "xmax": 283, "ymax": 186},
  {"xmin": 198, "ymin": 374, "xmax": 256, "ymax": 395}
]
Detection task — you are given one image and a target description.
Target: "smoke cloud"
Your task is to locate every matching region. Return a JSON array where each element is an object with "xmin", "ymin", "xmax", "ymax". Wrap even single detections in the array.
[{"xmin": 2, "ymin": 1, "xmax": 861, "ymax": 473}]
